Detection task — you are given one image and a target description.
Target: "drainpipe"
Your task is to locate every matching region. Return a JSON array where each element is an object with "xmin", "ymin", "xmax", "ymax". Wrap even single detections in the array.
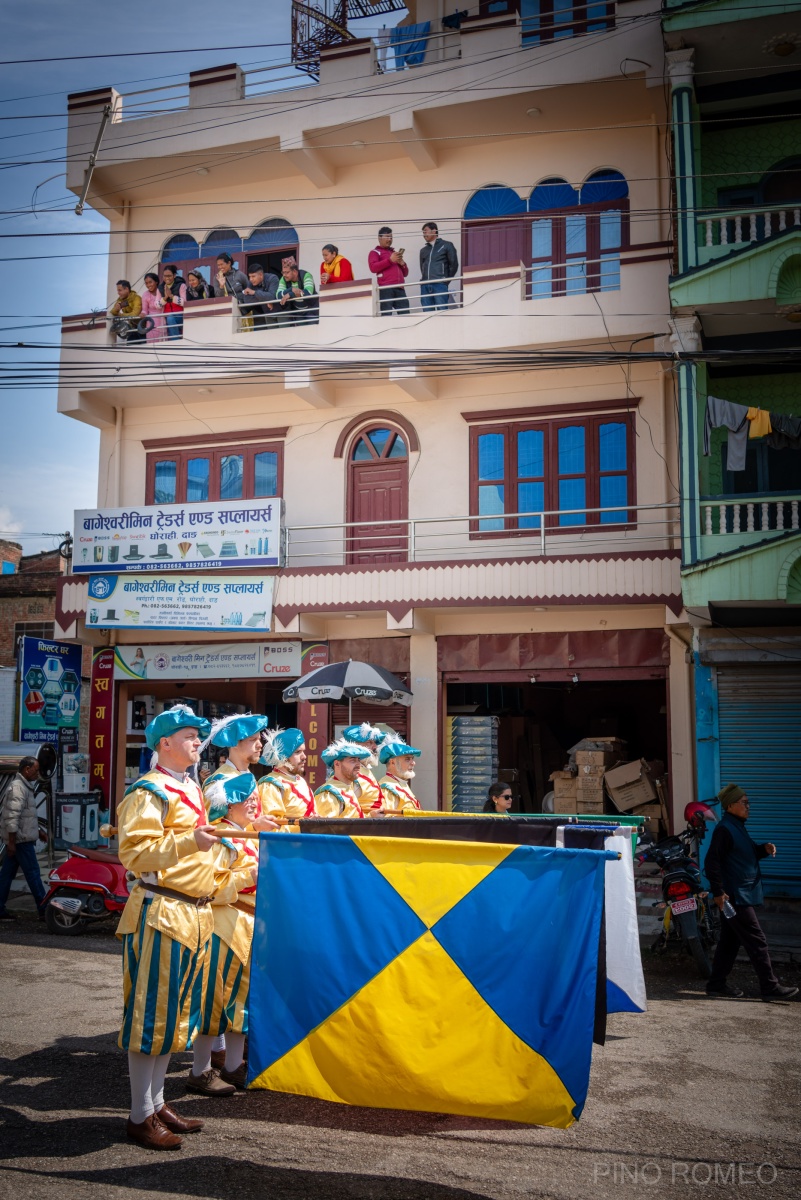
[
  {"xmin": 666, "ymin": 49, "xmax": 699, "ymax": 274},
  {"xmin": 669, "ymin": 316, "xmax": 702, "ymax": 566}
]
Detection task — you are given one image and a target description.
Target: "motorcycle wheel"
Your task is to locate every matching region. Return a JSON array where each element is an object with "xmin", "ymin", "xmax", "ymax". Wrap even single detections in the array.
[
  {"xmin": 45, "ymin": 902, "xmax": 86, "ymax": 936},
  {"xmin": 685, "ymin": 935, "xmax": 711, "ymax": 978}
]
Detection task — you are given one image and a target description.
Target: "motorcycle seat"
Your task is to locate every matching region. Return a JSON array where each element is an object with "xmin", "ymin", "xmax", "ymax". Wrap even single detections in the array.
[{"xmin": 69, "ymin": 845, "xmax": 120, "ymax": 863}]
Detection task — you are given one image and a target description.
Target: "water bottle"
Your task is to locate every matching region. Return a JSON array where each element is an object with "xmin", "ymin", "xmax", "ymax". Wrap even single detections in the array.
[{"xmin": 721, "ymin": 899, "xmax": 736, "ymax": 919}]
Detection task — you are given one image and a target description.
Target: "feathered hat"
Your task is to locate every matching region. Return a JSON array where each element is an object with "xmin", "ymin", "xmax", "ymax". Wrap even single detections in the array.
[
  {"xmin": 205, "ymin": 771, "xmax": 258, "ymax": 822},
  {"xmin": 259, "ymin": 726, "xmax": 305, "ymax": 768}
]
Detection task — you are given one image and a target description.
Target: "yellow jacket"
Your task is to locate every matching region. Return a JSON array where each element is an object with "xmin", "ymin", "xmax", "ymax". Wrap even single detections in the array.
[
  {"xmin": 379, "ymin": 773, "xmax": 422, "ymax": 814},
  {"xmin": 110, "ymin": 290, "xmax": 142, "ymax": 318},
  {"xmin": 210, "ymin": 820, "xmax": 259, "ymax": 965},
  {"xmin": 314, "ymin": 780, "xmax": 364, "ymax": 819},
  {"xmin": 354, "ymin": 766, "xmax": 383, "ymax": 814},
  {"xmin": 116, "ymin": 769, "xmax": 239, "ymax": 952},
  {"xmin": 258, "ymin": 769, "xmax": 314, "ymax": 821}
]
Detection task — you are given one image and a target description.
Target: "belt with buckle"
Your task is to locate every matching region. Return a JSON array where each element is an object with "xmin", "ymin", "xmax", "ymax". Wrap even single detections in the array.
[{"xmin": 138, "ymin": 881, "xmax": 211, "ymax": 907}]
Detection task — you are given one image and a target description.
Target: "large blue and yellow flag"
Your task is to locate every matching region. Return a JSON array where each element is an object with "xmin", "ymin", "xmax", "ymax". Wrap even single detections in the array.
[{"xmin": 247, "ymin": 833, "xmax": 615, "ymax": 1127}]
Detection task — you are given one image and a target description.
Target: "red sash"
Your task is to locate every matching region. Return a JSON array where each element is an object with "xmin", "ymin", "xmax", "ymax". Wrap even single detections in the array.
[
  {"xmin": 157, "ymin": 768, "xmax": 205, "ymax": 827},
  {"xmin": 234, "ymin": 838, "xmax": 258, "ymax": 894},
  {"xmin": 386, "ymin": 774, "xmax": 421, "ymax": 810}
]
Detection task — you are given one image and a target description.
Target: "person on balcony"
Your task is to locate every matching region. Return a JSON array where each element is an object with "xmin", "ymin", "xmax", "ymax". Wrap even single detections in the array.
[
  {"xmin": 378, "ymin": 741, "xmax": 423, "ymax": 813},
  {"xmin": 186, "ymin": 270, "xmax": 210, "ymax": 301},
  {"xmin": 109, "ymin": 280, "xmax": 144, "ymax": 343},
  {"xmin": 159, "ymin": 264, "xmax": 187, "ymax": 340},
  {"xmin": 240, "ymin": 262, "xmax": 280, "ymax": 328},
  {"xmin": 276, "ymin": 263, "xmax": 319, "ymax": 325},
  {"xmin": 141, "ymin": 274, "xmax": 166, "ymax": 343},
  {"xmin": 214, "ymin": 253, "xmax": 249, "ymax": 300},
  {"xmin": 419, "ymin": 222, "xmax": 458, "ymax": 310},
  {"xmin": 320, "ymin": 244, "xmax": 354, "ymax": 287},
  {"xmin": 314, "ymin": 740, "xmax": 369, "ymax": 819},
  {"xmin": 368, "ymin": 227, "xmax": 409, "ymax": 314}
]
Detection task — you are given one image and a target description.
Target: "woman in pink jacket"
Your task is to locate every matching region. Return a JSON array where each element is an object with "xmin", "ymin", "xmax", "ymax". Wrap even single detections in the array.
[{"xmin": 141, "ymin": 274, "xmax": 166, "ymax": 343}]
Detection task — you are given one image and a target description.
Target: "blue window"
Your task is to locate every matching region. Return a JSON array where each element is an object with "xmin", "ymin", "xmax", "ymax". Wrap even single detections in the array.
[
  {"xmin": 526, "ymin": 171, "xmax": 627, "ymax": 298},
  {"xmin": 153, "ymin": 460, "xmax": 176, "ymax": 505},
  {"xmin": 522, "ymin": 0, "xmax": 614, "ymax": 46},
  {"xmin": 254, "ymin": 451, "xmax": 278, "ymax": 497},
  {"xmin": 186, "ymin": 457, "xmax": 210, "ymax": 503}
]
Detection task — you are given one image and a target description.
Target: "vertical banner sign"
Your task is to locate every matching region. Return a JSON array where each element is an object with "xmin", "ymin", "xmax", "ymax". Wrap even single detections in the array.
[
  {"xmin": 297, "ymin": 642, "xmax": 329, "ymax": 792},
  {"xmin": 18, "ymin": 636, "xmax": 82, "ymax": 745},
  {"xmin": 88, "ymin": 649, "xmax": 116, "ymax": 812}
]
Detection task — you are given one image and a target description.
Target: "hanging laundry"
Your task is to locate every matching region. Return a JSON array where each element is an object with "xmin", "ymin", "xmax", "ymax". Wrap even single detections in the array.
[
  {"xmin": 747, "ymin": 407, "xmax": 772, "ymax": 439},
  {"xmin": 390, "ymin": 22, "xmax": 431, "ymax": 69},
  {"xmin": 703, "ymin": 395, "xmax": 750, "ymax": 471},
  {"xmin": 767, "ymin": 412, "xmax": 801, "ymax": 451}
]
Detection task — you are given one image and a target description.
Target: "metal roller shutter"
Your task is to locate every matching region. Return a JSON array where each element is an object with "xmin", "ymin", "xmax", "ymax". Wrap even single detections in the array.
[
  {"xmin": 331, "ymin": 698, "xmax": 409, "ymax": 743},
  {"xmin": 717, "ymin": 666, "xmax": 801, "ymax": 896}
]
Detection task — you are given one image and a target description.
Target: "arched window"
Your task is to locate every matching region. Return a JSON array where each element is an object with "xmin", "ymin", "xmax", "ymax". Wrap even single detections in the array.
[
  {"xmin": 161, "ymin": 234, "xmax": 200, "ymax": 262},
  {"xmin": 243, "ymin": 218, "xmax": 300, "ymax": 279},
  {"xmin": 346, "ymin": 424, "xmax": 410, "ymax": 565},
  {"xmin": 464, "ymin": 185, "xmax": 526, "ymax": 220},
  {"xmin": 528, "ymin": 169, "xmax": 628, "ymax": 298},
  {"xmin": 200, "ymin": 227, "xmax": 243, "ymax": 260},
  {"xmin": 463, "ymin": 185, "xmax": 527, "ymax": 269}
]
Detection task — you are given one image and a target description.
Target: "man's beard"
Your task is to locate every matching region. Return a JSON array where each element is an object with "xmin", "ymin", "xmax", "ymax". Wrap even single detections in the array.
[
  {"xmin": 283, "ymin": 759, "xmax": 304, "ymax": 776},
  {"xmin": 396, "ymin": 768, "xmax": 415, "ymax": 781}
]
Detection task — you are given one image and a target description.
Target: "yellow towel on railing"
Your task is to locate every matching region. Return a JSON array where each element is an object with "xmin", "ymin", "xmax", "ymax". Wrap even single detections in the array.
[{"xmin": 747, "ymin": 407, "xmax": 772, "ymax": 439}]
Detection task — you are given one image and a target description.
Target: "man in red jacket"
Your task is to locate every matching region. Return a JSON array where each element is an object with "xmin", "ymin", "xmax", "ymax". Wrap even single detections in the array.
[{"xmin": 368, "ymin": 227, "xmax": 409, "ymax": 314}]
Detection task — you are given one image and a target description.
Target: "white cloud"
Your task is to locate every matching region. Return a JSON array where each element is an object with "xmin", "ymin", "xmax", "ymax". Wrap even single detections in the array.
[{"xmin": 0, "ymin": 506, "xmax": 23, "ymax": 536}]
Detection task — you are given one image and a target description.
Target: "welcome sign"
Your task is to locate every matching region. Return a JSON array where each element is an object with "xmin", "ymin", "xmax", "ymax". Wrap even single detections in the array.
[{"xmin": 87, "ymin": 573, "xmax": 274, "ymax": 632}]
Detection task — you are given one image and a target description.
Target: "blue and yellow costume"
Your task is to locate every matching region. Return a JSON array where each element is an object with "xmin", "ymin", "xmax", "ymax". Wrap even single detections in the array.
[
  {"xmin": 313, "ymin": 739, "xmax": 371, "ymax": 819},
  {"xmin": 378, "ymin": 740, "xmax": 423, "ymax": 813},
  {"xmin": 342, "ymin": 722, "xmax": 386, "ymax": 815},
  {"xmin": 257, "ymin": 727, "xmax": 315, "ymax": 822},
  {"xmin": 202, "ymin": 713, "xmax": 270, "ymax": 814}
]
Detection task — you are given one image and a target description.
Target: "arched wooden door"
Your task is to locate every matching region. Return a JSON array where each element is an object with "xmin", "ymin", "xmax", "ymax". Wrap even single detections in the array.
[{"xmin": 347, "ymin": 426, "xmax": 409, "ymax": 564}]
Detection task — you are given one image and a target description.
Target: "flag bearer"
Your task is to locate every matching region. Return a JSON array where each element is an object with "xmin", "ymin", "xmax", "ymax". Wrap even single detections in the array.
[
  {"xmin": 313, "ymin": 740, "xmax": 370, "ymax": 818},
  {"xmin": 378, "ymin": 741, "xmax": 423, "ymax": 813},
  {"xmin": 257, "ymin": 727, "xmax": 315, "ymax": 821},
  {"xmin": 116, "ymin": 705, "xmax": 240, "ymax": 1150},
  {"xmin": 342, "ymin": 722, "xmax": 386, "ymax": 814},
  {"xmin": 188, "ymin": 772, "xmax": 262, "ymax": 1093}
]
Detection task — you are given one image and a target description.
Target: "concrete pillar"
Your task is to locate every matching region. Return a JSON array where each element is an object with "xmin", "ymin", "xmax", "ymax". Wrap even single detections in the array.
[
  {"xmin": 666, "ymin": 49, "xmax": 699, "ymax": 274},
  {"xmin": 408, "ymin": 631, "xmax": 438, "ymax": 809},
  {"xmin": 188, "ymin": 64, "xmax": 245, "ymax": 108},
  {"xmin": 667, "ymin": 630, "xmax": 696, "ymax": 826},
  {"xmin": 669, "ymin": 315, "xmax": 703, "ymax": 565}
]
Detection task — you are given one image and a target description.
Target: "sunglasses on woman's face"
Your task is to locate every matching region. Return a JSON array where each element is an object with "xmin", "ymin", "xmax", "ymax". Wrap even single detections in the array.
[{"xmin": 500, "ymin": 793, "xmax": 513, "ymax": 800}]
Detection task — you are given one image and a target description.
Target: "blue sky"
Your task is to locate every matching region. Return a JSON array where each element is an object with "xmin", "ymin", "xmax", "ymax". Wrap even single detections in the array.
[{"xmin": 0, "ymin": 0, "xmax": 402, "ymax": 556}]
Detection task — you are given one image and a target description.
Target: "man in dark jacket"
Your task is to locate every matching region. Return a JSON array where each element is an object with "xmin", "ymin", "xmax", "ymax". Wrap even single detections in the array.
[
  {"xmin": 214, "ymin": 253, "xmax": 249, "ymax": 299},
  {"xmin": 239, "ymin": 262, "xmax": 280, "ymax": 328},
  {"xmin": 419, "ymin": 222, "xmax": 458, "ymax": 310},
  {"xmin": 705, "ymin": 783, "xmax": 797, "ymax": 1001}
]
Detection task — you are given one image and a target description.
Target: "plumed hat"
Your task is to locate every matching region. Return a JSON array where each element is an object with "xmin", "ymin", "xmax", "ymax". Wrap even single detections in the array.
[
  {"xmin": 209, "ymin": 712, "xmax": 270, "ymax": 749},
  {"xmin": 145, "ymin": 704, "xmax": 211, "ymax": 751},
  {"xmin": 260, "ymin": 726, "xmax": 305, "ymax": 768},
  {"xmin": 205, "ymin": 771, "xmax": 258, "ymax": 823},
  {"xmin": 321, "ymin": 738, "xmax": 372, "ymax": 767},
  {"xmin": 379, "ymin": 740, "xmax": 421, "ymax": 764},
  {"xmin": 342, "ymin": 722, "xmax": 386, "ymax": 745}
]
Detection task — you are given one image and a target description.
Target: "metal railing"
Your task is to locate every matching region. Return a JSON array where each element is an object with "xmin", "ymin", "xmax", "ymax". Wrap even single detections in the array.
[
  {"xmin": 282, "ymin": 502, "xmax": 679, "ymax": 566},
  {"xmin": 698, "ymin": 204, "xmax": 801, "ymax": 251},
  {"xmin": 522, "ymin": 257, "xmax": 621, "ymax": 299},
  {"xmin": 372, "ymin": 275, "xmax": 463, "ymax": 316},
  {"xmin": 701, "ymin": 494, "xmax": 801, "ymax": 538}
]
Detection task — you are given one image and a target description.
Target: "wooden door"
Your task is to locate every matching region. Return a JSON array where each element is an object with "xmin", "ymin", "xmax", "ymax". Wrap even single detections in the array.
[{"xmin": 347, "ymin": 427, "xmax": 409, "ymax": 564}]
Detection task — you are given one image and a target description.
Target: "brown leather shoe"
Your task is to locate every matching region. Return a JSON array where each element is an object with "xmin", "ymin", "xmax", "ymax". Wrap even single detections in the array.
[
  {"xmin": 219, "ymin": 1061, "xmax": 247, "ymax": 1089},
  {"xmin": 126, "ymin": 1113, "xmax": 182, "ymax": 1150},
  {"xmin": 186, "ymin": 1068, "xmax": 236, "ymax": 1097},
  {"xmin": 210, "ymin": 1049, "xmax": 226, "ymax": 1070},
  {"xmin": 155, "ymin": 1103, "xmax": 204, "ymax": 1133}
]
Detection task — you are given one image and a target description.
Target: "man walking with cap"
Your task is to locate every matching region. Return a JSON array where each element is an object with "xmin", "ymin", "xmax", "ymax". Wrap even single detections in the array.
[
  {"xmin": 116, "ymin": 704, "xmax": 248, "ymax": 1149},
  {"xmin": 342, "ymin": 722, "xmax": 386, "ymax": 814},
  {"xmin": 257, "ymin": 728, "xmax": 315, "ymax": 821},
  {"xmin": 378, "ymin": 740, "xmax": 423, "ymax": 813},
  {"xmin": 314, "ymin": 740, "xmax": 370, "ymax": 818},
  {"xmin": 705, "ymin": 783, "xmax": 798, "ymax": 1001}
]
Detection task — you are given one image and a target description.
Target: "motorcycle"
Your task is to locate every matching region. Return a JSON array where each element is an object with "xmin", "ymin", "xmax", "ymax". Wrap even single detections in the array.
[
  {"xmin": 43, "ymin": 827, "xmax": 129, "ymax": 935},
  {"xmin": 638, "ymin": 801, "xmax": 720, "ymax": 978}
]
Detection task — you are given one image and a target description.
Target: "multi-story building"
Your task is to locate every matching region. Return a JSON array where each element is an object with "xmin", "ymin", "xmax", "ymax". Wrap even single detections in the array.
[
  {"xmin": 665, "ymin": 0, "xmax": 801, "ymax": 891},
  {"xmin": 55, "ymin": 1, "xmax": 690, "ymax": 818}
]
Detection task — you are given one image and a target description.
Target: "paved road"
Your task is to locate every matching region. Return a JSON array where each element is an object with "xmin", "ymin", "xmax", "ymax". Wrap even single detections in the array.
[{"xmin": 1, "ymin": 917, "xmax": 799, "ymax": 1200}]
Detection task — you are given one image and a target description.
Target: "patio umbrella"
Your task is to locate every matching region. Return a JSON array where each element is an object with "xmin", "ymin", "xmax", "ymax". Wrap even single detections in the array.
[{"xmin": 282, "ymin": 659, "xmax": 413, "ymax": 722}]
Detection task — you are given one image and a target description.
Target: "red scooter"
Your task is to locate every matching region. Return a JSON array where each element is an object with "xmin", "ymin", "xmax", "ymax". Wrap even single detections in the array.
[{"xmin": 43, "ymin": 824, "xmax": 129, "ymax": 935}]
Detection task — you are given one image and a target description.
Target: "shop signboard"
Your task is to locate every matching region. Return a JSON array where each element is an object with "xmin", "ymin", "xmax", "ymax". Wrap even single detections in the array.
[
  {"xmin": 86, "ymin": 574, "xmax": 274, "ymax": 632},
  {"xmin": 73, "ymin": 498, "xmax": 283, "ymax": 573},
  {"xmin": 88, "ymin": 648, "xmax": 116, "ymax": 808},
  {"xmin": 113, "ymin": 640, "xmax": 302, "ymax": 681},
  {"xmin": 18, "ymin": 636, "xmax": 82, "ymax": 745}
]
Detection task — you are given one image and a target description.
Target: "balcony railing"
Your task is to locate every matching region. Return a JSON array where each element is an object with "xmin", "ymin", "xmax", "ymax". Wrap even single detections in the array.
[
  {"xmin": 372, "ymin": 275, "xmax": 463, "ymax": 316},
  {"xmin": 697, "ymin": 204, "xmax": 801, "ymax": 260},
  {"xmin": 282, "ymin": 502, "xmax": 679, "ymax": 566},
  {"xmin": 701, "ymin": 494, "xmax": 801, "ymax": 539}
]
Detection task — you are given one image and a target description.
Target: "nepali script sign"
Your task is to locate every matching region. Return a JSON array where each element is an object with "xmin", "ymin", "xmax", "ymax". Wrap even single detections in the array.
[
  {"xmin": 87, "ymin": 574, "xmax": 274, "ymax": 632},
  {"xmin": 113, "ymin": 641, "xmax": 301, "ymax": 681},
  {"xmin": 73, "ymin": 499, "xmax": 283, "ymax": 573}
]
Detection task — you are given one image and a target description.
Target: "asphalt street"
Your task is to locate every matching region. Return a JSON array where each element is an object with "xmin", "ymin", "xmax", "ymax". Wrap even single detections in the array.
[{"xmin": 0, "ymin": 916, "xmax": 799, "ymax": 1200}]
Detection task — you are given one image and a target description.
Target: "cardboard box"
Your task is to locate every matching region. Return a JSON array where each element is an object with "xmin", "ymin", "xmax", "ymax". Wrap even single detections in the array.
[
  {"xmin": 631, "ymin": 802, "xmax": 661, "ymax": 820},
  {"xmin": 604, "ymin": 759, "xmax": 658, "ymax": 812},
  {"xmin": 549, "ymin": 770, "xmax": 577, "ymax": 813},
  {"xmin": 576, "ymin": 798, "xmax": 605, "ymax": 814},
  {"xmin": 577, "ymin": 763, "xmax": 605, "ymax": 777}
]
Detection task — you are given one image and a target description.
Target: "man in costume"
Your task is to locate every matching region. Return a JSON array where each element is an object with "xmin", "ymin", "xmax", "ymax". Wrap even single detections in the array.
[
  {"xmin": 257, "ymin": 727, "xmax": 315, "ymax": 822},
  {"xmin": 313, "ymin": 739, "xmax": 370, "ymax": 818},
  {"xmin": 202, "ymin": 712, "xmax": 270, "ymax": 809},
  {"xmin": 116, "ymin": 705, "xmax": 242, "ymax": 1150},
  {"xmin": 378, "ymin": 740, "xmax": 423, "ymax": 813},
  {"xmin": 342, "ymin": 722, "xmax": 386, "ymax": 814},
  {"xmin": 189, "ymin": 772, "xmax": 262, "ymax": 1092}
]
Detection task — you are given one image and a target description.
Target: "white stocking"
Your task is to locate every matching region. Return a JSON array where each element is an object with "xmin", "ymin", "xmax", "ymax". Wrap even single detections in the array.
[
  {"xmin": 211, "ymin": 1033, "xmax": 226, "ymax": 1053},
  {"xmin": 192, "ymin": 1033, "xmax": 215, "ymax": 1076},
  {"xmin": 128, "ymin": 1051, "xmax": 156, "ymax": 1123},
  {"xmin": 224, "ymin": 1031, "xmax": 246, "ymax": 1073},
  {"xmin": 150, "ymin": 1053, "xmax": 171, "ymax": 1111}
]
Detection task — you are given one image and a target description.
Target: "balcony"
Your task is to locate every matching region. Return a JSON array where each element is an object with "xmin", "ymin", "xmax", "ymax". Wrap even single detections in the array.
[
  {"xmin": 696, "ymin": 204, "xmax": 801, "ymax": 269},
  {"xmin": 699, "ymin": 493, "xmax": 801, "ymax": 560}
]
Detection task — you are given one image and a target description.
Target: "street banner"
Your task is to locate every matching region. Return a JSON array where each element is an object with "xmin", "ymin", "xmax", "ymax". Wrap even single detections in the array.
[
  {"xmin": 18, "ymin": 636, "xmax": 82, "ymax": 745},
  {"xmin": 73, "ymin": 498, "xmax": 283, "ymax": 573},
  {"xmin": 88, "ymin": 648, "xmax": 116, "ymax": 807},
  {"xmin": 297, "ymin": 642, "xmax": 330, "ymax": 791},
  {"xmin": 113, "ymin": 640, "xmax": 301, "ymax": 680},
  {"xmin": 87, "ymin": 574, "xmax": 274, "ymax": 632},
  {"xmin": 247, "ymin": 834, "xmax": 615, "ymax": 1127}
]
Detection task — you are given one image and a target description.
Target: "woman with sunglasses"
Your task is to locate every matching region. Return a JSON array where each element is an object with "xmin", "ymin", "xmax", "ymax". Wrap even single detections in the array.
[{"xmin": 483, "ymin": 782, "xmax": 513, "ymax": 814}]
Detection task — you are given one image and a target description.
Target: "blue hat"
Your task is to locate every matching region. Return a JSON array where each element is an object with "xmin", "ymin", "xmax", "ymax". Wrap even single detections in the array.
[
  {"xmin": 321, "ymin": 738, "xmax": 372, "ymax": 767},
  {"xmin": 260, "ymin": 726, "xmax": 305, "ymax": 768},
  {"xmin": 210, "ymin": 713, "xmax": 270, "ymax": 748},
  {"xmin": 146, "ymin": 704, "xmax": 211, "ymax": 751},
  {"xmin": 379, "ymin": 740, "xmax": 421, "ymax": 764},
  {"xmin": 206, "ymin": 771, "xmax": 258, "ymax": 822},
  {"xmin": 342, "ymin": 722, "xmax": 387, "ymax": 745}
]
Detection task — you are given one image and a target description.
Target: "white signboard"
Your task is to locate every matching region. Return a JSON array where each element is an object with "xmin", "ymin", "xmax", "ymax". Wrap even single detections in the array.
[
  {"xmin": 113, "ymin": 641, "xmax": 302, "ymax": 681},
  {"xmin": 87, "ymin": 574, "xmax": 273, "ymax": 632},
  {"xmin": 74, "ymin": 499, "xmax": 283, "ymax": 573}
]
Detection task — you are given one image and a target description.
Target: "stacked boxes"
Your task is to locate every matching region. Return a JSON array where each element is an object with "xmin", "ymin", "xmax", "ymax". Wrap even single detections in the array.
[
  {"xmin": 549, "ymin": 769, "xmax": 578, "ymax": 813},
  {"xmin": 574, "ymin": 737, "xmax": 625, "ymax": 814},
  {"xmin": 446, "ymin": 716, "xmax": 499, "ymax": 813}
]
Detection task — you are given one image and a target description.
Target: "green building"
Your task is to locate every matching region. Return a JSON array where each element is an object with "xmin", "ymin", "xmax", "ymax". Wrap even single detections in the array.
[{"xmin": 665, "ymin": 0, "xmax": 801, "ymax": 892}]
